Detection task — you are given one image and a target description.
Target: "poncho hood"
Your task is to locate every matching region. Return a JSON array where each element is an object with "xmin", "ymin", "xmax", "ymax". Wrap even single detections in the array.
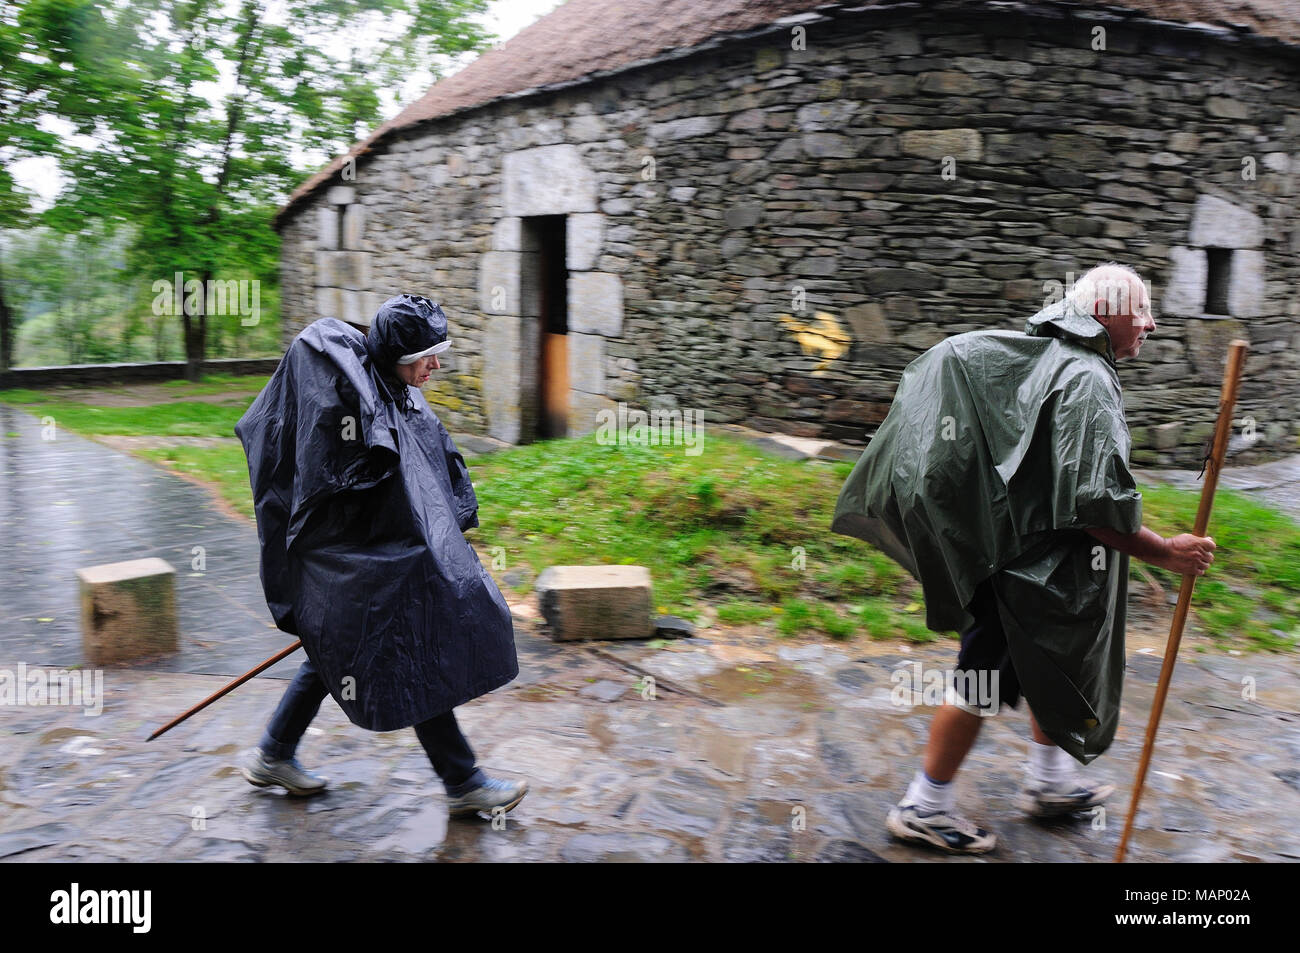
[
  {"xmin": 1024, "ymin": 294, "xmax": 1117, "ymax": 366},
  {"xmin": 365, "ymin": 294, "xmax": 449, "ymax": 371}
]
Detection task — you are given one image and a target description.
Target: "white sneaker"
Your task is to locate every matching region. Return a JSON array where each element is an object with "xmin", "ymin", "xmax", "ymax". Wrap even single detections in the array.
[
  {"xmin": 1018, "ymin": 779, "xmax": 1114, "ymax": 818},
  {"xmin": 241, "ymin": 748, "xmax": 328, "ymax": 796},
  {"xmin": 886, "ymin": 802, "xmax": 996, "ymax": 854}
]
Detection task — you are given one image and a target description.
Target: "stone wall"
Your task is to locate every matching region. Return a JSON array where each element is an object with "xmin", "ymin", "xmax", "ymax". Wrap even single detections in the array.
[
  {"xmin": 277, "ymin": 3, "xmax": 1300, "ymax": 466},
  {"xmin": 0, "ymin": 357, "xmax": 281, "ymax": 390}
]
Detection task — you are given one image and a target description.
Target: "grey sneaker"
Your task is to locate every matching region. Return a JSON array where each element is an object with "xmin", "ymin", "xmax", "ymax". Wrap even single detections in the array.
[
  {"xmin": 241, "ymin": 748, "xmax": 328, "ymax": 796},
  {"xmin": 446, "ymin": 776, "xmax": 528, "ymax": 817},
  {"xmin": 1018, "ymin": 778, "xmax": 1114, "ymax": 818},
  {"xmin": 886, "ymin": 803, "xmax": 997, "ymax": 854}
]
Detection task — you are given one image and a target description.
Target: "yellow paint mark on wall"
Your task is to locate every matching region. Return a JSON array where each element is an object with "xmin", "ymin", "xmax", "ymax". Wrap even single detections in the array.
[{"xmin": 777, "ymin": 311, "xmax": 850, "ymax": 373}]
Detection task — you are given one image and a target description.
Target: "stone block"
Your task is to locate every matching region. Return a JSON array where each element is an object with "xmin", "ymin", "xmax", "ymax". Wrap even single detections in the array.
[
  {"xmin": 1205, "ymin": 97, "xmax": 1250, "ymax": 119},
  {"xmin": 1163, "ymin": 246, "xmax": 1207, "ymax": 316},
  {"xmin": 900, "ymin": 128, "xmax": 982, "ymax": 161},
  {"xmin": 479, "ymin": 251, "xmax": 522, "ymax": 316},
  {"xmin": 984, "ymin": 133, "xmax": 1046, "ymax": 164},
  {"xmin": 1228, "ymin": 250, "xmax": 1266, "ymax": 317},
  {"xmin": 801, "ymin": 133, "xmax": 858, "ymax": 158},
  {"xmin": 316, "ymin": 251, "xmax": 371, "ymax": 291},
  {"xmin": 77, "ymin": 558, "xmax": 178, "ymax": 666},
  {"xmin": 341, "ymin": 204, "xmax": 366, "ymax": 249},
  {"xmin": 567, "ymin": 213, "xmax": 605, "ymax": 271},
  {"xmin": 1186, "ymin": 318, "xmax": 1249, "ymax": 384},
  {"xmin": 351, "ymin": 292, "xmax": 384, "ymax": 328},
  {"xmin": 568, "ymin": 331, "xmax": 605, "ymax": 395},
  {"xmin": 724, "ymin": 203, "xmax": 763, "ymax": 228},
  {"xmin": 1189, "ymin": 194, "xmax": 1263, "ymax": 249},
  {"xmin": 917, "ymin": 71, "xmax": 984, "ymax": 95},
  {"xmin": 649, "ymin": 115, "xmax": 724, "ymax": 142},
  {"xmin": 317, "ymin": 207, "xmax": 339, "ymax": 250},
  {"xmin": 844, "ymin": 302, "xmax": 893, "ymax": 345},
  {"xmin": 340, "ymin": 289, "xmax": 365, "ymax": 326},
  {"xmin": 567, "ymin": 390, "xmax": 617, "ymax": 438},
  {"xmin": 568, "ymin": 272, "xmax": 624, "ymax": 335},
  {"xmin": 482, "ymin": 314, "xmax": 540, "ymax": 444},
  {"xmin": 325, "ymin": 185, "xmax": 357, "ymax": 205},
  {"xmin": 1152, "ymin": 421, "xmax": 1183, "ymax": 451},
  {"xmin": 493, "ymin": 217, "xmax": 523, "ymax": 252},
  {"xmin": 535, "ymin": 565, "xmax": 655, "ymax": 642},
  {"xmin": 1263, "ymin": 152, "xmax": 1290, "ymax": 174},
  {"xmin": 794, "ymin": 100, "xmax": 860, "ymax": 132},
  {"xmin": 503, "ymin": 144, "xmax": 599, "ymax": 217},
  {"xmin": 314, "ymin": 285, "xmax": 342, "ymax": 319}
]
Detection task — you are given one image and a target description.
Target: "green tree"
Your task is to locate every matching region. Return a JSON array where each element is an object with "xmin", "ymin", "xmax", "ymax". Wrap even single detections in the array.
[
  {"xmin": 0, "ymin": 0, "xmax": 141, "ymax": 371},
  {"xmin": 48, "ymin": 0, "xmax": 493, "ymax": 376}
]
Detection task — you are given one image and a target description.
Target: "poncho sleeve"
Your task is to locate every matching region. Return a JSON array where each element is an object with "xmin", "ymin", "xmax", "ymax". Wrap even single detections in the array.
[
  {"xmin": 284, "ymin": 327, "xmax": 400, "ymax": 550},
  {"xmin": 434, "ymin": 415, "xmax": 479, "ymax": 532},
  {"xmin": 1003, "ymin": 364, "xmax": 1143, "ymax": 538},
  {"xmin": 235, "ymin": 320, "xmax": 401, "ymax": 632}
]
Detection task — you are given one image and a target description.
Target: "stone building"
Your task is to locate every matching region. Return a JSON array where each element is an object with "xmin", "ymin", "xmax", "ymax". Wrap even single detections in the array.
[{"xmin": 273, "ymin": 0, "xmax": 1300, "ymax": 466}]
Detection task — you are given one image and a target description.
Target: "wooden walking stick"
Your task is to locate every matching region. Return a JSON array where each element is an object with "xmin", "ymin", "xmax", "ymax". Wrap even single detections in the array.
[
  {"xmin": 147, "ymin": 640, "xmax": 302, "ymax": 741},
  {"xmin": 1114, "ymin": 340, "xmax": 1248, "ymax": 863}
]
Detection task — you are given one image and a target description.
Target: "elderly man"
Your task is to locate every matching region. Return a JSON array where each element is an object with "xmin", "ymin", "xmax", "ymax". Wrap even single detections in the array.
[
  {"xmin": 235, "ymin": 294, "xmax": 527, "ymax": 818},
  {"xmin": 831, "ymin": 263, "xmax": 1216, "ymax": 854}
]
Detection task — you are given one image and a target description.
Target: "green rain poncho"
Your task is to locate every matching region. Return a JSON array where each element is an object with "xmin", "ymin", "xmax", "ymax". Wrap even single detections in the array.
[{"xmin": 831, "ymin": 296, "xmax": 1143, "ymax": 763}]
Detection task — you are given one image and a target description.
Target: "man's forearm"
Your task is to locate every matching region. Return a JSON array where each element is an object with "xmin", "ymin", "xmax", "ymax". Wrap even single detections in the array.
[{"xmin": 1085, "ymin": 525, "xmax": 1168, "ymax": 563}]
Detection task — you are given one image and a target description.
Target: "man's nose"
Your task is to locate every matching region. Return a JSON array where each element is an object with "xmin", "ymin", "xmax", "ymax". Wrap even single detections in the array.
[{"xmin": 431, "ymin": 355, "xmax": 441, "ymax": 370}]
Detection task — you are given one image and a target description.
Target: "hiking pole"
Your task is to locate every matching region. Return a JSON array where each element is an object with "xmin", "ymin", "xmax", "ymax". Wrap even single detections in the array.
[
  {"xmin": 146, "ymin": 640, "xmax": 303, "ymax": 741},
  {"xmin": 1114, "ymin": 340, "xmax": 1248, "ymax": 863}
]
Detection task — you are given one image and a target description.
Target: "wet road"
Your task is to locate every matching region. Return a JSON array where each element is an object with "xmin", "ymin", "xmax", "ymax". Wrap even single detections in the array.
[
  {"xmin": 0, "ymin": 405, "xmax": 296, "ymax": 678},
  {"xmin": 3, "ymin": 632, "xmax": 1300, "ymax": 862},
  {"xmin": 1, "ymin": 406, "xmax": 1299, "ymax": 861}
]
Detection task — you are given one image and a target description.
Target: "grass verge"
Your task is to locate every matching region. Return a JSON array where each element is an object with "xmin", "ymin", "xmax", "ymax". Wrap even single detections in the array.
[{"xmin": 4, "ymin": 377, "xmax": 1297, "ymax": 650}]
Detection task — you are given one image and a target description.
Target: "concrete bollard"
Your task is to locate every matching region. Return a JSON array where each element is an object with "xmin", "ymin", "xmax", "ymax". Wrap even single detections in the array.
[
  {"xmin": 76, "ymin": 558, "xmax": 179, "ymax": 665},
  {"xmin": 535, "ymin": 565, "xmax": 655, "ymax": 641}
]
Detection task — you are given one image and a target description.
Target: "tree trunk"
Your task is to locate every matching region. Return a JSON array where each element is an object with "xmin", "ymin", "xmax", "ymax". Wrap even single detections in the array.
[
  {"xmin": 184, "ymin": 271, "xmax": 211, "ymax": 380},
  {"xmin": 0, "ymin": 262, "xmax": 13, "ymax": 375},
  {"xmin": 184, "ymin": 308, "xmax": 203, "ymax": 379}
]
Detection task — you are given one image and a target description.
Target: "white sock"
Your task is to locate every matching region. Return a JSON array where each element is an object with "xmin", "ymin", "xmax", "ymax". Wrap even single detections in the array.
[
  {"xmin": 904, "ymin": 769, "xmax": 955, "ymax": 814},
  {"xmin": 1028, "ymin": 740, "xmax": 1076, "ymax": 786}
]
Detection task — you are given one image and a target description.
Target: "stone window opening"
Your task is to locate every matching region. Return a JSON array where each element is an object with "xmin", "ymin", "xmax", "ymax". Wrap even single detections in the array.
[
  {"xmin": 1163, "ymin": 194, "xmax": 1263, "ymax": 324},
  {"xmin": 1204, "ymin": 247, "xmax": 1232, "ymax": 316},
  {"xmin": 334, "ymin": 203, "xmax": 348, "ymax": 251}
]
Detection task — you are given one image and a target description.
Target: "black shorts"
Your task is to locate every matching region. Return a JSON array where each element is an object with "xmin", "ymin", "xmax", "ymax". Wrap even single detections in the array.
[{"xmin": 953, "ymin": 579, "xmax": 1022, "ymax": 713}]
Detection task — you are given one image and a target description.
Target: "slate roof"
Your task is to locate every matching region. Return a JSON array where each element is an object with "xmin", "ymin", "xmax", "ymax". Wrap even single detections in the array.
[{"xmin": 275, "ymin": 0, "xmax": 1300, "ymax": 225}]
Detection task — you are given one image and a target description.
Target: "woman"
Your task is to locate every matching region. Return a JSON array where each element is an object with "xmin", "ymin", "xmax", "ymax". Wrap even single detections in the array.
[{"xmin": 235, "ymin": 293, "xmax": 526, "ymax": 818}]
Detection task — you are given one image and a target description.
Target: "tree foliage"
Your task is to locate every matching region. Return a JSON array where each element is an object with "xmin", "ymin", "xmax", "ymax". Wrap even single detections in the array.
[{"xmin": 2, "ymin": 0, "xmax": 494, "ymax": 370}]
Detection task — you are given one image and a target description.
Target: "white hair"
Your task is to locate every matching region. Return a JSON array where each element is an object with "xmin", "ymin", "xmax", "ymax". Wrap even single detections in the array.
[{"xmin": 1069, "ymin": 262, "xmax": 1147, "ymax": 319}]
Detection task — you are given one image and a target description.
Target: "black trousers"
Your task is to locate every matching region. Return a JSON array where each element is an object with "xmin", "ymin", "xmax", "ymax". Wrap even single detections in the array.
[
  {"xmin": 259, "ymin": 657, "xmax": 485, "ymax": 795},
  {"xmin": 953, "ymin": 579, "xmax": 1024, "ymax": 712}
]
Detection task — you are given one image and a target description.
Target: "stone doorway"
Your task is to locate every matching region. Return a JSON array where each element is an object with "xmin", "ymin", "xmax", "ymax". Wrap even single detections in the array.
[
  {"xmin": 481, "ymin": 144, "xmax": 623, "ymax": 444},
  {"xmin": 527, "ymin": 215, "xmax": 569, "ymax": 439}
]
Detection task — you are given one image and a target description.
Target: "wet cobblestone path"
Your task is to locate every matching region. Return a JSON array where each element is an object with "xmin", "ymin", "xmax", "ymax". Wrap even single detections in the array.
[{"xmin": 2, "ymin": 408, "xmax": 1299, "ymax": 862}]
